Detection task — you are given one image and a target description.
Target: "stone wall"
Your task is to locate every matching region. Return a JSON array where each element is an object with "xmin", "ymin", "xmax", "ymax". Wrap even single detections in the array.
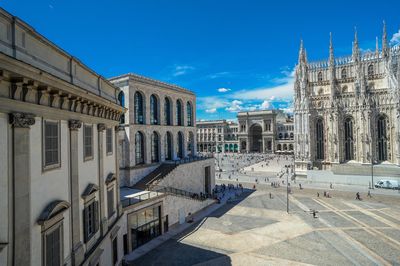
[
  {"xmin": 164, "ymin": 195, "xmax": 215, "ymax": 226},
  {"xmin": 157, "ymin": 158, "xmax": 215, "ymax": 194}
]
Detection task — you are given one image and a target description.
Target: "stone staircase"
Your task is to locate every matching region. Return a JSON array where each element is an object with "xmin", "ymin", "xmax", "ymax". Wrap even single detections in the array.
[{"xmin": 132, "ymin": 163, "xmax": 177, "ymax": 190}]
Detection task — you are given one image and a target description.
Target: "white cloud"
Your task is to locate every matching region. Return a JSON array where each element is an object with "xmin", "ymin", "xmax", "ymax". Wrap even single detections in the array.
[
  {"xmin": 260, "ymin": 100, "xmax": 270, "ymax": 110},
  {"xmin": 218, "ymin": 87, "xmax": 231, "ymax": 93},
  {"xmin": 172, "ymin": 65, "xmax": 194, "ymax": 77},
  {"xmin": 205, "ymin": 108, "xmax": 217, "ymax": 113},
  {"xmin": 390, "ymin": 29, "xmax": 400, "ymax": 46},
  {"xmin": 225, "ymin": 100, "xmax": 243, "ymax": 112}
]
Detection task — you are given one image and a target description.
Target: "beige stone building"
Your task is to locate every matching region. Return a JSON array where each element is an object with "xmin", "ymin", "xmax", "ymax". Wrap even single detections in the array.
[
  {"xmin": 0, "ymin": 8, "xmax": 126, "ymax": 266},
  {"xmin": 196, "ymin": 120, "xmax": 239, "ymax": 153},
  {"xmin": 109, "ymin": 73, "xmax": 197, "ymax": 186},
  {"xmin": 109, "ymin": 74, "xmax": 215, "ymax": 260}
]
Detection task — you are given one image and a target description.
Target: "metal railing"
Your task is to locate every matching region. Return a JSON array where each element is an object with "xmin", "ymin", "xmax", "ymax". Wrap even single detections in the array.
[
  {"xmin": 154, "ymin": 185, "xmax": 213, "ymax": 201},
  {"xmin": 174, "ymin": 154, "xmax": 214, "ymax": 165},
  {"xmin": 121, "ymin": 191, "xmax": 163, "ymax": 208}
]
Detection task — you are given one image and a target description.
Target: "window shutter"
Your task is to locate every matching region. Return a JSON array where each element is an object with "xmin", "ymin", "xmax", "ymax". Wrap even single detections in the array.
[
  {"xmin": 94, "ymin": 201, "xmax": 99, "ymax": 233},
  {"xmin": 83, "ymin": 208, "xmax": 88, "ymax": 243}
]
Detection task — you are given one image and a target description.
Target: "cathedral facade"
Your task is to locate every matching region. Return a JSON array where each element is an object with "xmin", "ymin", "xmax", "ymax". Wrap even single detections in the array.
[{"xmin": 294, "ymin": 24, "xmax": 400, "ymax": 177}]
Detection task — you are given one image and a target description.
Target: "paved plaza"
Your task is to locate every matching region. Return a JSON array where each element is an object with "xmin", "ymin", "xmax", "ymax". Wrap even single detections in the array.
[
  {"xmin": 133, "ymin": 153, "xmax": 400, "ymax": 266},
  {"xmin": 133, "ymin": 186, "xmax": 400, "ymax": 265}
]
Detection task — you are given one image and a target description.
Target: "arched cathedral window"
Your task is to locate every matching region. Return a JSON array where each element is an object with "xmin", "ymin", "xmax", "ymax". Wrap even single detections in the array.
[
  {"xmin": 377, "ymin": 115, "xmax": 388, "ymax": 161},
  {"xmin": 318, "ymin": 72, "xmax": 323, "ymax": 82},
  {"xmin": 316, "ymin": 118, "xmax": 324, "ymax": 160},
  {"xmin": 341, "ymin": 69, "xmax": 347, "ymax": 79},
  {"xmin": 344, "ymin": 117, "xmax": 354, "ymax": 161},
  {"xmin": 368, "ymin": 64, "xmax": 374, "ymax": 77}
]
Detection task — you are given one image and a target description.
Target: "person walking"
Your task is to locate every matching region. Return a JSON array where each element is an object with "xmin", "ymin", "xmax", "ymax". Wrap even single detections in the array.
[
  {"xmin": 356, "ymin": 192, "xmax": 361, "ymax": 200},
  {"xmin": 367, "ymin": 190, "xmax": 371, "ymax": 198}
]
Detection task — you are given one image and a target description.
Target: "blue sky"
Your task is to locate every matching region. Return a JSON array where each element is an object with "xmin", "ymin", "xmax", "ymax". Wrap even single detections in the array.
[{"xmin": 1, "ymin": 0, "xmax": 400, "ymax": 120}]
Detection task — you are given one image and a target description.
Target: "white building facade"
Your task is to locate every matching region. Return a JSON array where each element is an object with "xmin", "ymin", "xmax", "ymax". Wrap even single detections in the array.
[
  {"xmin": 0, "ymin": 8, "xmax": 126, "ymax": 266},
  {"xmin": 294, "ymin": 24, "xmax": 400, "ymax": 177},
  {"xmin": 196, "ymin": 120, "xmax": 239, "ymax": 153}
]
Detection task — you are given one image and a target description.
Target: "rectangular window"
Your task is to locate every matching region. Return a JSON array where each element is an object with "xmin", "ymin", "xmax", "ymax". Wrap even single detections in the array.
[
  {"xmin": 45, "ymin": 226, "xmax": 61, "ymax": 266},
  {"xmin": 43, "ymin": 120, "xmax": 60, "ymax": 169},
  {"xmin": 84, "ymin": 125, "xmax": 93, "ymax": 160},
  {"xmin": 83, "ymin": 201, "xmax": 99, "ymax": 242},
  {"xmin": 108, "ymin": 187, "xmax": 115, "ymax": 218},
  {"xmin": 106, "ymin": 128, "xmax": 113, "ymax": 154},
  {"xmin": 112, "ymin": 237, "xmax": 118, "ymax": 265}
]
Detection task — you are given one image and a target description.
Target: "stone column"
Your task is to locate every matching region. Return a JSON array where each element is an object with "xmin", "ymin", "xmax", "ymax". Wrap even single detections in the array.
[
  {"xmin": 10, "ymin": 112, "xmax": 35, "ymax": 266},
  {"xmin": 68, "ymin": 119, "xmax": 84, "ymax": 266},
  {"xmin": 97, "ymin": 123, "xmax": 107, "ymax": 234}
]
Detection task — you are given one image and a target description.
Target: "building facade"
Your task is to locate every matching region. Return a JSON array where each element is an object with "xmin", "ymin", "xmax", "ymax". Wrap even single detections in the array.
[
  {"xmin": 0, "ymin": 8, "xmax": 126, "ymax": 266},
  {"xmin": 237, "ymin": 110, "xmax": 294, "ymax": 153},
  {"xmin": 294, "ymin": 24, "xmax": 400, "ymax": 177},
  {"xmin": 196, "ymin": 120, "xmax": 238, "ymax": 153},
  {"xmin": 109, "ymin": 74, "xmax": 197, "ymax": 186}
]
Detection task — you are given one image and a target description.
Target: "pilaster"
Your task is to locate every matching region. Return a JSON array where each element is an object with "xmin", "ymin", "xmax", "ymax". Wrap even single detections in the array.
[
  {"xmin": 68, "ymin": 119, "xmax": 85, "ymax": 266},
  {"xmin": 97, "ymin": 123, "xmax": 107, "ymax": 234},
  {"xmin": 9, "ymin": 112, "xmax": 35, "ymax": 266}
]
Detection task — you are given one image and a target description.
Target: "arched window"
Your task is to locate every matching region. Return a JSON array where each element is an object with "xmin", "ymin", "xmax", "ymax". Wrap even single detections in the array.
[
  {"xmin": 341, "ymin": 69, "xmax": 347, "ymax": 79},
  {"xmin": 368, "ymin": 64, "xmax": 374, "ymax": 77},
  {"xmin": 279, "ymin": 133, "xmax": 283, "ymax": 139},
  {"xmin": 316, "ymin": 118, "xmax": 324, "ymax": 160},
  {"xmin": 135, "ymin": 132, "xmax": 144, "ymax": 165},
  {"xmin": 277, "ymin": 144, "xmax": 282, "ymax": 150},
  {"xmin": 344, "ymin": 117, "xmax": 354, "ymax": 161},
  {"xmin": 165, "ymin": 132, "xmax": 173, "ymax": 160},
  {"xmin": 118, "ymin": 91, "xmax": 125, "ymax": 124},
  {"xmin": 177, "ymin": 131, "xmax": 184, "ymax": 158},
  {"xmin": 187, "ymin": 102, "xmax": 193, "ymax": 126},
  {"xmin": 134, "ymin": 92, "xmax": 144, "ymax": 124},
  {"xmin": 187, "ymin": 132, "xmax": 194, "ymax": 156},
  {"xmin": 377, "ymin": 115, "xmax": 388, "ymax": 161},
  {"xmin": 283, "ymin": 144, "xmax": 287, "ymax": 150},
  {"xmin": 164, "ymin": 97, "xmax": 171, "ymax": 125},
  {"xmin": 150, "ymin": 95, "xmax": 159, "ymax": 125},
  {"xmin": 151, "ymin": 132, "xmax": 159, "ymax": 163},
  {"xmin": 284, "ymin": 133, "xmax": 289, "ymax": 139},
  {"xmin": 176, "ymin": 100, "xmax": 183, "ymax": 126},
  {"xmin": 318, "ymin": 72, "xmax": 323, "ymax": 82}
]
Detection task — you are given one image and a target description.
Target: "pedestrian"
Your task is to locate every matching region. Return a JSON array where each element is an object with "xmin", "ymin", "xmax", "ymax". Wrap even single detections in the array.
[
  {"xmin": 367, "ymin": 190, "xmax": 371, "ymax": 198},
  {"xmin": 330, "ymin": 183, "xmax": 333, "ymax": 189},
  {"xmin": 317, "ymin": 192, "xmax": 319, "ymax": 197},
  {"xmin": 356, "ymin": 192, "xmax": 361, "ymax": 200},
  {"xmin": 269, "ymin": 192, "xmax": 272, "ymax": 199}
]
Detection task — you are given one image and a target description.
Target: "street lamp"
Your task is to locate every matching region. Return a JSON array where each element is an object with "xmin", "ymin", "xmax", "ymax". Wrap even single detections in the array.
[{"xmin": 286, "ymin": 165, "xmax": 289, "ymax": 213}]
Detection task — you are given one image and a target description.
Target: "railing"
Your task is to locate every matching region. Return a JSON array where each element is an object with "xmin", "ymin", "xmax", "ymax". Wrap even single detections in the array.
[
  {"xmin": 174, "ymin": 154, "xmax": 214, "ymax": 165},
  {"xmin": 121, "ymin": 191, "xmax": 163, "ymax": 208},
  {"xmin": 154, "ymin": 185, "xmax": 213, "ymax": 202}
]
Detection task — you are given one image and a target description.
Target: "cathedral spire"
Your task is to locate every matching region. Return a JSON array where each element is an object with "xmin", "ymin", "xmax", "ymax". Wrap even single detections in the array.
[
  {"xmin": 375, "ymin": 36, "xmax": 379, "ymax": 57},
  {"xmin": 382, "ymin": 21, "xmax": 389, "ymax": 57},
  {"xmin": 352, "ymin": 27, "xmax": 360, "ymax": 62},
  {"xmin": 298, "ymin": 39, "xmax": 306, "ymax": 65},
  {"xmin": 329, "ymin": 32, "xmax": 334, "ymax": 66}
]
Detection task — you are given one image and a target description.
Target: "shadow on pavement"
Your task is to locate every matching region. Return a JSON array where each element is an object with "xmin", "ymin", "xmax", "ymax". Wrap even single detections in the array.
[{"xmin": 131, "ymin": 240, "xmax": 232, "ymax": 266}]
